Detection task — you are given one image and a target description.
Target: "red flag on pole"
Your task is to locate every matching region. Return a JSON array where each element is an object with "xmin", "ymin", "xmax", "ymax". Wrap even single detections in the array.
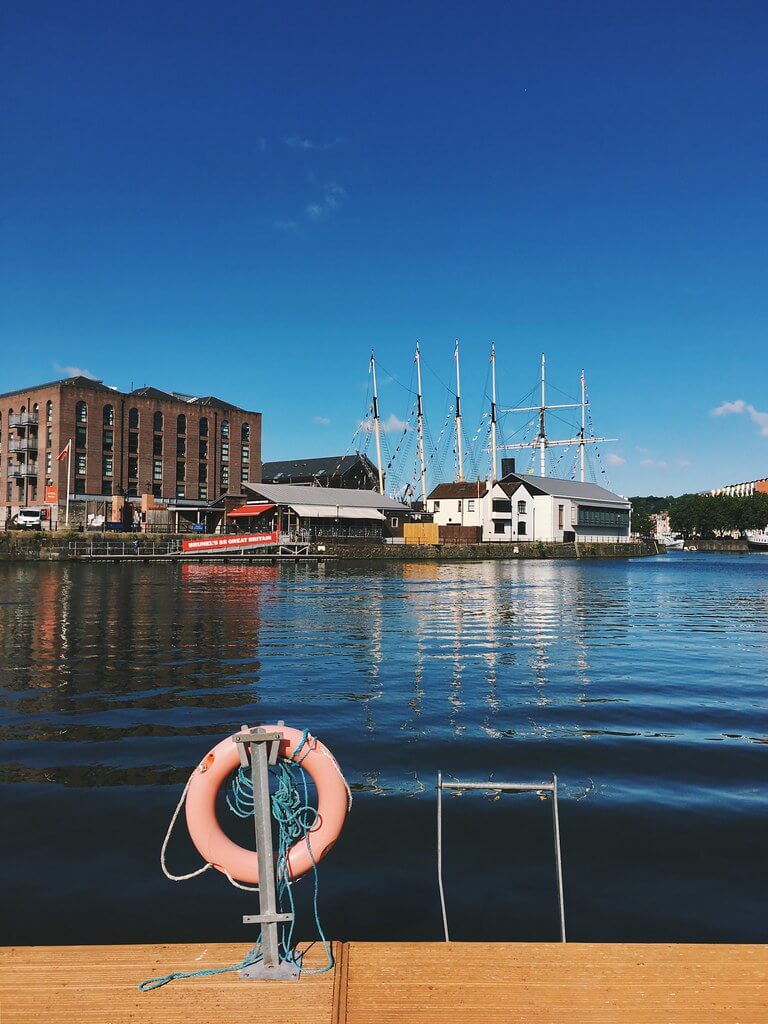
[{"xmin": 57, "ymin": 441, "xmax": 71, "ymax": 462}]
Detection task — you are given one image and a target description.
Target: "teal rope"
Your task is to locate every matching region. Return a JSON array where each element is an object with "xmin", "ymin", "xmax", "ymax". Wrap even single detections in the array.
[
  {"xmin": 138, "ymin": 942, "xmax": 262, "ymax": 991},
  {"xmin": 139, "ymin": 729, "xmax": 333, "ymax": 991}
]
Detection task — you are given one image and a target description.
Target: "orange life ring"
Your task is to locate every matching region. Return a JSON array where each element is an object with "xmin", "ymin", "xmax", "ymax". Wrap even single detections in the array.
[{"xmin": 185, "ymin": 725, "xmax": 349, "ymax": 884}]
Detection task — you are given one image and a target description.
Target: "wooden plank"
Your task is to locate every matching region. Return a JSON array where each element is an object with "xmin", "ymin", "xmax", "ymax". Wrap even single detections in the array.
[
  {"xmin": 2, "ymin": 942, "xmax": 766, "ymax": 1024},
  {"xmin": 0, "ymin": 942, "xmax": 335, "ymax": 1024},
  {"xmin": 331, "ymin": 941, "xmax": 350, "ymax": 1024},
  {"xmin": 343, "ymin": 943, "xmax": 768, "ymax": 1024}
]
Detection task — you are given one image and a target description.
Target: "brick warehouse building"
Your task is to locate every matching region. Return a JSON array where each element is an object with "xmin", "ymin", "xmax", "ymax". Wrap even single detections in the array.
[{"xmin": 0, "ymin": 375, "xmax": 261, "ymax": 526}]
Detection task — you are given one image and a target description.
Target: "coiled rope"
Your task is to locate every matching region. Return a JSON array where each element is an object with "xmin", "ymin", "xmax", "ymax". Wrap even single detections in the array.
[{"xmin": 139, "ymin": 730, "xmax": 334, "ymax": 991}]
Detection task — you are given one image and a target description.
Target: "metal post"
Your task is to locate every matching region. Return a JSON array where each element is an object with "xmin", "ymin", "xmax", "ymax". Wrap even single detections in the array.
[
  {"xmin": 551, "ymin": 773, "xmax": 566, "ymax": 942},
  {"xmin": 234, "ymin": 725, "xmax": 298, "ymax": 982},
  {"xmin": 251, "ymin": 737, "xmax": 280, "ymax": 968},
  {"xmin": 436, "ymin": 772, "xmax": 449, "ymax": 942}
]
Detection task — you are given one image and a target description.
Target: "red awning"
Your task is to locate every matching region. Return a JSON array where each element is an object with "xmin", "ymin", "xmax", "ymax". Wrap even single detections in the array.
[{"xmin": 227, "ymin": 503, "xmax": 276, "ymax": 518}]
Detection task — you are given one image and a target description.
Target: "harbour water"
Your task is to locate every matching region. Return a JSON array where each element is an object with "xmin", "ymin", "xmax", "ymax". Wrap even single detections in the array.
[{"xmin": 1, "ymin": 553, "xmax": 766, "ymax": 945}]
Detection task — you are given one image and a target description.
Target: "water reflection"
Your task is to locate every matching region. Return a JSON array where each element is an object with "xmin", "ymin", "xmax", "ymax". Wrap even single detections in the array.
[{"xmin": 2, "ymin": 555, "xmax": 768, "ymax": 942}]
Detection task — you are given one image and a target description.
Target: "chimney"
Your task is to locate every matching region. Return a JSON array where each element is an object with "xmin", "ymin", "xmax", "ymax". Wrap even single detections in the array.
[{"xmin": 501, "ymin": 457, "xmax": 516, "ymax": 478}]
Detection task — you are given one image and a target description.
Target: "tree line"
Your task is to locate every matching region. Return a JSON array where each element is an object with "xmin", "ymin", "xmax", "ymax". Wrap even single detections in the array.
[{"xmin": 631, "ymin": 492, "xmax": 768, "ymax": 538}]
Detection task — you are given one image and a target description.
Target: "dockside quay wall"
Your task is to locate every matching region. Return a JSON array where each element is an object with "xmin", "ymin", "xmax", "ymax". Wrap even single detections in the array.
[
  {"xmin": 0, "ymin": 532, "xmax": 660, "ymax": 561},
  {"xmin": 309, "ymin": 540, "xmax": 659, "ymax": 560},
  {"xmin": 0, "ymin": 531, "xmax": 182, "ymax": 560}
]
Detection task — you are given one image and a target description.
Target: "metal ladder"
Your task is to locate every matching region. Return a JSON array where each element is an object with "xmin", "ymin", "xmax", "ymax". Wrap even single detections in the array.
[{"xmin": 436, "ymin": 771, "xmax": 566, "ymax": 942}]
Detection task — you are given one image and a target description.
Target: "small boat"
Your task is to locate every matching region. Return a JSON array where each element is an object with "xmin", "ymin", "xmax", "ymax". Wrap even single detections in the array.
[
  {"xmin": 658, "ymin": 533, "xmax": 684, "ymax": 550},
  {"xmin": 745, "ymin": 531, "xmax": 768, "ymax": 551}
]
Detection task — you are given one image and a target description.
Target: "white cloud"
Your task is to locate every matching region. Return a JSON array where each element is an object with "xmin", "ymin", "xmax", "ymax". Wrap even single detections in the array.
[
  {"xmin": 54, "ymin": 362, "xmax": 97, "ymax": 380},
  {"xmin": 383, "ymin": 413, "xmax": 409, "ymax": 433},
  {"xmin": 313, "ymin": 416, "xmax": 331, "ymax": 426},
  {"xmin": 711, "ymin": 399, "xmax": 768, "ymax": 437},
  {"xmin": 359, "ymin": 413, "xmax": 410, "ymax": 435},
  {"xmin": 676, "ymin": 458, "xmax": 691, "ymax": 467},
  {"xmin": 605, "ymin": 453, "xmax": 626, "ymax": 467},
  {"xmin": 283, "ymin": 136, "xmax": 344, "ymax": 151},
  {"xmin": 304, "ymin": 183, "xmax": 346, "ymax": 222},
  {"xmin": 640, "ymin": 458, "xmax": 669, "ymax": 470}
]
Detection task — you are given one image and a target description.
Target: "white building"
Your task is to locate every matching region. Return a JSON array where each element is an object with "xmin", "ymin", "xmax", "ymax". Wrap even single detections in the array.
[
  {"xmin": 707, "ymin": 477, "xmax": 768, "ymax": 498},
  {"xmin": 650, "ymin": 511, "xmax": 671, "ymax": 539},
  {"xmin": 427, "ymin": 473, "xmax": 631, "ymax": 543}
]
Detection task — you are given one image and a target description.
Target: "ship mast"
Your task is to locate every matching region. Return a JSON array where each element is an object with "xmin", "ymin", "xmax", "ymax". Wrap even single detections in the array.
[
  {"xmin": 415, "ymin": 341, "xmax": 428, "ymax": 504},
  {"xmin": 370, "ymin": 351, "xmax": 385, "ymax": 493},
  {"xmin": 454, "ymin": 339, "xmax": 464, "ymax": 482},
  {"xmin": 539, "ymin": 352, "xmax": 547, "ymax": 475},
  {"xmin": 500, "ymin": 354, "xmax": 615, "ymax": 478},
  {"xmin": 490, "ymin": 343, "xmax": 498, "ymax": 482},
  {"xmin": 579, "ymin": 369, "xmax": 586, "ymax": 483}
]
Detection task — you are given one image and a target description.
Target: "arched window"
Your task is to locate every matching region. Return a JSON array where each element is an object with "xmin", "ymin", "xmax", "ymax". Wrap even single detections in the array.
[
  {"xmin": 153, "ymin": 411, "xmax": 163, "ymax": 431},
  {"xmin": 517, "ymin": 500, "xmax": 527, "ymax": 515},
  {"xmin": 199, "ymin": 416, "xmax": 208, "ymax": 437},
  {"xmin": 221, "ymin": 418, "xmax": 229, "ymax": 438},
  {"xmin": 32, "ymin": 403, "xmax": 39, "ymax": 419},
  {"xmin": 177, "ymin": 413, "xmax": 186, "ymax": 434},
  {"xmin": 20, "ymin": 405, "xmax": 26, "ymax": 415},
  {"xmin": 241, "ymin": 422, "xmax": 250, "ymax": 442},
  {"xmin": 128, "ymin": 407, "xmax": 139, "ymax": 429},
  {"xmin": 46, "ymin": 401, "xmax": 53, "ymax": 422},
  {"xmin": 103, "ymin": 404, "xmax": 114, "ymax": 426},
  {"xmin": 76, "ymin": 401, "xmax": 87, "ymax": 423}
]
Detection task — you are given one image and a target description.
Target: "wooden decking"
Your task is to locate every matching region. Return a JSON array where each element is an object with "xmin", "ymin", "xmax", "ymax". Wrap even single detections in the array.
[{"xmin": 1, "ymin": 941, "xmax": 766, "ymax": 1024}]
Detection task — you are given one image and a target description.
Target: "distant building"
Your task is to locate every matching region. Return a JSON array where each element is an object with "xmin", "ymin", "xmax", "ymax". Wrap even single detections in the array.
[
  {"xmin": 427, "ymin": 473, "xmax": 631, "ymax": 542},
  {"xmin": 260, "ymin": 453, "xmax": 380, "ymax": 490},
  {"xmin": 650, "ymin": 511, "xmax": 672, "ymax": 539},
  {"xmin": 0, "ymin": 375, "xmax": 261, "ymax": 526},
  {"xmin": 706, "ymin": 477, "xmax": 768, "ymax": 498},
  {"xmin": 229, "ymin": 481, "xmax": 408, "ymax": 541}
]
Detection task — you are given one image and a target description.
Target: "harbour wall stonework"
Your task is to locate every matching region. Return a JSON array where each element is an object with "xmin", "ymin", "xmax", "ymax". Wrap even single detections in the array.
[{"xmin": 0, "ymin": 532, "xmax": 660, "ymax": 561}]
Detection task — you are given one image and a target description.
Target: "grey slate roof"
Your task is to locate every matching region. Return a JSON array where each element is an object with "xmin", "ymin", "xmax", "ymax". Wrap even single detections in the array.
[
  {"xmin": 503, "ymin": 472, "xmax": 629, "ymax": 505},
  {"xmin": 244, "ymin": 481, "xmax": 408, "ymax": 511},
  {"xmin": 262, "ymin": 453, "xmax": 377, "ymax": 481},
  {"xmin": 0, "ymin": 375, "xmax": 113, "ymax": 400}
]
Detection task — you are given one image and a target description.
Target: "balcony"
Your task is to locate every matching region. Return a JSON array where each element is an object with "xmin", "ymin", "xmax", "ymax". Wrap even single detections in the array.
[
  {"xmin": 9, "ymin": 413, "xmax": 39, "ymax": 428},
  {"xmin": 9, "ymin": 437, "xmax": 39, "ymax": 453},
  {"xmin": 9, "ymin": 462, "xmax": 39, "ymax": 478}
]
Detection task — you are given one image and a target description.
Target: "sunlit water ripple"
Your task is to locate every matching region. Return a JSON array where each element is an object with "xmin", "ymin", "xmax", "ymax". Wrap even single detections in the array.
[{"xmin": 1, "ymin": 552, "xmax": 766, "ymax": 944}]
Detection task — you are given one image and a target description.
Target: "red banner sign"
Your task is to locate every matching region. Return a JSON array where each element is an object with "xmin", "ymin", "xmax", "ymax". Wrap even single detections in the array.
[
  {"xmin": 44, "ymin": 485, "xmax": 58, "ymax": 505},
  {"xmin": 182, "ymin": 531, "xmax": 279, "ymax": 553}
]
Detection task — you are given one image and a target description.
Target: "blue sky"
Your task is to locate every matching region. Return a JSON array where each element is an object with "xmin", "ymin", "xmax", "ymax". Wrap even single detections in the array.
[{"xmin": 1, "ymin": 1, "xmax": 766, "ymax": 496}]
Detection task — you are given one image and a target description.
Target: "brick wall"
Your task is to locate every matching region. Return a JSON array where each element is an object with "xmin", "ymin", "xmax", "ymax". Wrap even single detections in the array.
[{"xmin": 1, "ymin": 377, "xmax": 262, "ymax": 524}]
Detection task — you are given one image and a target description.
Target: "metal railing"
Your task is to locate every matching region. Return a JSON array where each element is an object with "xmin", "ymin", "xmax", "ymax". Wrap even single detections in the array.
[
  {"xmin": 9, "ymin": 463, "xmax": 38, "ymax": 477},
  {"xmin": 9, "ymin": 413, "xmax": 39, "ymax": 427},
  {"xmin": 68, "ymin": 539, "xmax": 183, "ymax": 557},
  {"xmin": 9, "ymin": 438, "xmax": 39, "ymax": 452}
]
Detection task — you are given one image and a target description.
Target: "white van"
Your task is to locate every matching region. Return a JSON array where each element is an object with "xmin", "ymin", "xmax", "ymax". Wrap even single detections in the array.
[{"xmin": 17, "ymin": 508, "xmax": 43, "ymax": 529}]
